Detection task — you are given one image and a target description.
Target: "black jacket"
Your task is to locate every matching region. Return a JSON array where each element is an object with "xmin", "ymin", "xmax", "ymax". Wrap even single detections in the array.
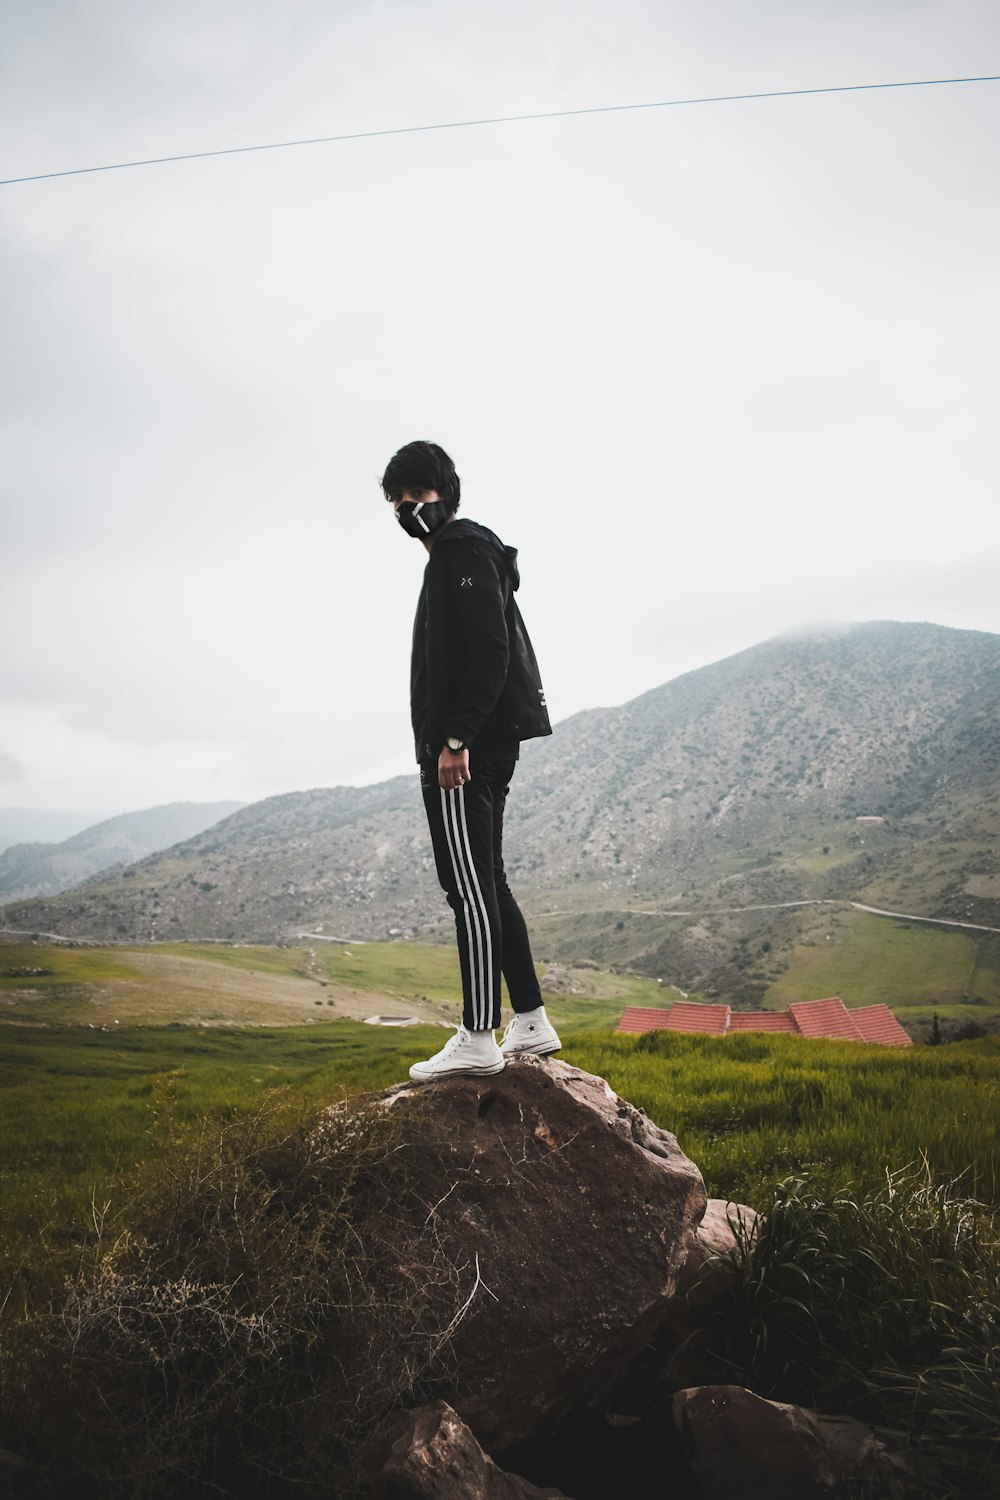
[{"xmin": 410, "ymin": 519, "xmax": 552, "ymax": 761}]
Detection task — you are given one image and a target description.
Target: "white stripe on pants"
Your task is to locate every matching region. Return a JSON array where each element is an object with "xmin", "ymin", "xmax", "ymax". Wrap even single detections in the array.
[{"xmin": 440, "ymin": 785, "xmax": 494, "ymax": 1029}]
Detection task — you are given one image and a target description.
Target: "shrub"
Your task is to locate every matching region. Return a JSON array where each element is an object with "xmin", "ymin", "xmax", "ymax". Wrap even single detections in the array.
[
  {"xmin": 4, "ymin": 1089, "xmax": 467, "ymax": 1498},
  {"xmin": 724, "ymin": 1165, "xmax": 1000, "ymax": 1498}
]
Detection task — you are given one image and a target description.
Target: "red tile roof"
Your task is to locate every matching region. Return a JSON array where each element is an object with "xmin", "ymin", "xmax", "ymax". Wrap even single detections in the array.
[
  {"xmin": 617, "ymin": 995, "xmax": 911, "ymax": 1046},
  {"xmin": 615, "ymin": 1007, "xmax": 678, "ymax": 1034},
  {"xmin": 728, "ymin": 1011, "xmax": 798, "ymax": 1032},
  {"xmin": 852, "ymin": 1004, "xmax": 912, "ymax": 1047},
  {"xmin": 668, "ymin": 1001, "xmax": 731, "ymax": 1034},
  {"xmin": 789, "ymin": 998, "xmax": 865, "ymax": 1041}
]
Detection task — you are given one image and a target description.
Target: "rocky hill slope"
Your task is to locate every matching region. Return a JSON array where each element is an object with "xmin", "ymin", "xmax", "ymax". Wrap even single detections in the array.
[
  {"xmin": 3, "ymin": 623, "xmax": 998, "ymax": 979},
  {"xmin": 0, "ymin": 801, "xmax": 244, "ymax": 903},
  {"xmin": 0, "ymin": 808, "xmax": 100, "ymax": 853}
]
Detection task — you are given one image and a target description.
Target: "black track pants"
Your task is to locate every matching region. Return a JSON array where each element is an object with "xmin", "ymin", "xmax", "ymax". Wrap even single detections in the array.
[{"xmin": 420, "ymin": 753, "xmax": 543, "ymax": 1031}]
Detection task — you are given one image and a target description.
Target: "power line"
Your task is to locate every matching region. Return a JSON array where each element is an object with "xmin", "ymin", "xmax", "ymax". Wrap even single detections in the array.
[{"xmin": 2, "ymin": 73, "xmax": 997, "ymax": 188}]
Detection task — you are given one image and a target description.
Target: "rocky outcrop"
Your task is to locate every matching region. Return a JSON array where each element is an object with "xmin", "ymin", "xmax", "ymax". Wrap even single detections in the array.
[
  {"xmin": 671, "ymin": 1197, "xmax": 758, "ymax": 1312},
  {"xmin": 378, "ymin": 1403, "xmax": 570, "ymax": 1499},
  {"xmin": 673, "ymin": 1385, "xmax": 917, "ymax": 1499},
  {"xmin": 345, "ymin": 1054, "xmax": 707, "ymax": 1454},
  {"xmin": 658, "ymin": 1197, "xmax": 759, "ymax": 1389}
]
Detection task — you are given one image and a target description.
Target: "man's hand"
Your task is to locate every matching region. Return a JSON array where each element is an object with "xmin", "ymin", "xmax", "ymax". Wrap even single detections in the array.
[{"xmin": 438, "ymin": 746, "xmax": 471, "ymax": 791}]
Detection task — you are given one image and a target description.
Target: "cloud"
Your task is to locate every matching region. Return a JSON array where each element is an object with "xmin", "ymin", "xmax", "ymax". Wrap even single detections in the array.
[
  {"xmin": 1, "ymin": 1, "xmax": 998, "ymax": 810},
  {"xmin": 0, "ymin": 699, "xmax": 259, "ymax": 811},
  {"xmin": 0, "ymin": 751, "xmax": 25, "ymax": 783}
]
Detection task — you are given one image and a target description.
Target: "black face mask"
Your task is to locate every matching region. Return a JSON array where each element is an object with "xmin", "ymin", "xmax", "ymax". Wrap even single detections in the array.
[{"xmin": 395, "ymin": 499, "xmax": 451, "ymax": 539}]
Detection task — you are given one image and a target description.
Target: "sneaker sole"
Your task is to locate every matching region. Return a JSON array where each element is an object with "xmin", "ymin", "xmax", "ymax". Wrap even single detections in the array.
[
  {"xmin": 500, "ymin": 1039, "xmax": 562, "ymax": 1057},
  {"xmin": 409, "ymin": 1059, "xmax": 506, "ymax": 1082}
]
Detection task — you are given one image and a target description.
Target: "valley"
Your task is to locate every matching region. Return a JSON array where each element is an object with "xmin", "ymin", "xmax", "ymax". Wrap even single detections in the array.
[{"xmin": 2, "ymin": 621, "xmax": 997, "ymax": 1018}]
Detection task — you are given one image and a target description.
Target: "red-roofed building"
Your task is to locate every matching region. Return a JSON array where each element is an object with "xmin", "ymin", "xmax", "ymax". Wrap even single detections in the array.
[
  {"xmin": 616, "ymin": 996, "xmax": 911, "ymax": 1046},
  {"xmin": 728, "ymin": 1010, "xmax": 798, "ymax": 1033},
  {"xmin": 789, "ymin": 998, "xmax": 865, "ymax": 1042},
  {"xmin": 851, "ymin": 1004, "xmax": 912, "ymax": 1047},
  {"xmin": 668, "ymin": 1000, "xmax": 731, "ymax": 1034},
  {"xmin": 616, "ymin": 1007, "xmax": 683, "ymax": 1035}
]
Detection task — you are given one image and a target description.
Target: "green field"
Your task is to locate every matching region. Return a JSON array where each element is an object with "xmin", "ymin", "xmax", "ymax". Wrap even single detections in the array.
[
  {"xmin": 0, "ymin": 939, "xmax": 659, "ymax": 1029},
  {"xmin": 765, "ymin": 907, "xmax": 1000, "ymax": 1010},
  {"xmin": 0, "ymin": 942, "xmax": 144, "ymax": 988},
  {"xmin": 3, "ymin": 1018, "xmax": 998, "ymax": 1311},
  {"xmin": 3, "ymin": 938, "xmax": 999, "ymax": 1500},
  {"xmin": 3, "ymin": 935, "xmax": 998, "ymax": 1306},
  {"xmin": 569, "ymin": 1029, "xmax": 1000, "ymax": 1208}
]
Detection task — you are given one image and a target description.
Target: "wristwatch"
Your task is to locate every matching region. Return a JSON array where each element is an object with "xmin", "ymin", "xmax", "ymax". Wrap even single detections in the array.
[{"xmin": 445, "ymin": 737, "xmax": 467, "ymax": 754}]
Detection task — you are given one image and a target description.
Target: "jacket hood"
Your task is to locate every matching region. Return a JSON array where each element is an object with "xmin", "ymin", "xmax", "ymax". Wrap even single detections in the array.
[{"xmin": 437, "ymin": 518, "xmax": 520, "ymax": 590}]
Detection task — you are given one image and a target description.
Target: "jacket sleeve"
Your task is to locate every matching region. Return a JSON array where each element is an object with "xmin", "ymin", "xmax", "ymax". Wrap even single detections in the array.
[{"xmin": 425, "ymin": 538, "xmax": 509, "ymax": 748}]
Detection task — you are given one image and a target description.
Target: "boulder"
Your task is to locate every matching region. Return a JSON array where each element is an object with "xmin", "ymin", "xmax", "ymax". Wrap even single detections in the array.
[
  {"xmin": 346, "ymin": 1055, "xmax": 706, "ymax": 1453},
  {"xmin": 378, "ymin": 1402, "xmax": 571, "ymax": 1499},
  {"xmin": 673, "ymin": 1384, "xmax": 917, "ymax": 1499},
  {"xmin": 671, "ymin": 1198, "xmax": 758, "ymax": 1313},
  {"xmin": 657, "ymin": 1199, "xmax": 758, "ymax": 1388}
]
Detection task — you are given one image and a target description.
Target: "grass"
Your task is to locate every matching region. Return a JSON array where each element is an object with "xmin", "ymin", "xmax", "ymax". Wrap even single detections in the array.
[
  {"xmin": 724, "ymin": 1167, "xmax": 1000, "ymax": 1498},
  {"xmin": 148, "ymin": 940, "xmax": 468, "ymax": 998},
  {"xmin": 4, "ymin": 937, "xmax": 998, "ymax": 1228},
  {"xmin": 0, "ymin": 938, "xmax": 658, "ymax": 1030},
  {"xmin": 0, "ymin": 941, "xmax": 143, "ymax": 987},
  {"xmin": 764, "ymin": 908, "xmax": 1000, "ymax": 1010},
  {"xmin": 151, "ymin": 941, "xmax": 317, "ymax": 977},
  {"xmin": 2, "ymin": 1091, "xmax": 467, "ymax": 1498},
  {"xmin": 3, "ymin": 1020, "xmax": 999, "ymax": 1306},
  {"xmin": 2, "ymin": 1010, "xmax": 999, "ymax": 1498},
  {"xmin": 566, "ymin": 1030, "xmax": 1000, "ymax": 1210}
]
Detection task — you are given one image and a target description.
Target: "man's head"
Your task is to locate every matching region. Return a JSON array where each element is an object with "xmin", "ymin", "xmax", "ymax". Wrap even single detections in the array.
[{"xmin": 381, "ymin": 441, "xmax": 461, "ymax": 515}]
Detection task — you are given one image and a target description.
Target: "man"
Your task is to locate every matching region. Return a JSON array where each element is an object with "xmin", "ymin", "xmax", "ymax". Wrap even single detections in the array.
[{"xmin": 382, "ymin": 439, "xmax": 560, "ymax": 1081}]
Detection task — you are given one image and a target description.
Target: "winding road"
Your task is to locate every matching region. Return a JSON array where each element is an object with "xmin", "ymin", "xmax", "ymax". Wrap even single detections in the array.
[
  {"xmin": 3, "ymin": 899, "xmax": 1000, "ymax": 948},
  {"xmin": 538, "ymin": 898, "xmax": 1000, "ymax": 936}
]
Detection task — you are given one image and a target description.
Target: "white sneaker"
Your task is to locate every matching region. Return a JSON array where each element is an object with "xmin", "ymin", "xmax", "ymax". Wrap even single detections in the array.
[
  {"xmin": 500, "ymin": 1007, "xmax": 561, "ymax": 1057},
  {"xmin": 409, "ymin": 1026, "xmax": 505, "ymax": 1082}
]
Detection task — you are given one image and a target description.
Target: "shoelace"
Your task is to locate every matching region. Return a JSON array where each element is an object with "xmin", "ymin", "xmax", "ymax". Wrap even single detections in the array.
[{"xmin": 438, "ymin": 1025, "xmax": 470, "ymax": 1055}]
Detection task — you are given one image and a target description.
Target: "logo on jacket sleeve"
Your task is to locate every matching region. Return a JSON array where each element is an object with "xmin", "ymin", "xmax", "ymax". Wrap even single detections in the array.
[{"xmin": 460, "ymin": 576, "xmax": 473, "ymax": 588}]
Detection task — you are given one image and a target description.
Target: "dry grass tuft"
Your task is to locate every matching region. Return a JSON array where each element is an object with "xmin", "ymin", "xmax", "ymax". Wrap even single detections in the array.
[
  {"xmin": 723, "ymin": 1163, "xmax": 1000, "ymax": 1499},
  {"xmin": 3, "ymin": 1085, "xmax": 469, "ymax": 1498}
]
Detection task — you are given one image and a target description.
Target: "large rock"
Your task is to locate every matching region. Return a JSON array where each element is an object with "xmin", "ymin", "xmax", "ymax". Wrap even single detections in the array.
[
  {"xmin": 671, "ymin": 1197, "xmax": 758, "ymax": 1313},
  {"xmin": 673, "ymin": 1385, "xmax": 917, "ymax": 1499},
  {"xmin": 350, "ymin": 1055, "xmax": 706, "ymax": 1453},
  {"xmin": 378, "ymin": 1402, "xmax": 571, "ymax": 1499},
  {"xmin": 658, "ymin": 1198, "xmax": 759, "ymax": 1388}
]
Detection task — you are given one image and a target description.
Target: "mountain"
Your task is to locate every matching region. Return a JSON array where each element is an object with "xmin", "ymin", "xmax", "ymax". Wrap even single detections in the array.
[
  {"xmin": 0, "ymin": 809, "xmax": 105, "ymax": 855},
  {"xmin": 0, "ymin": 802, "xmax": 245, "ymax": 904},
  {"xmin": 3, "ymin": 623, "xmax": 998, "ymax": 994}
]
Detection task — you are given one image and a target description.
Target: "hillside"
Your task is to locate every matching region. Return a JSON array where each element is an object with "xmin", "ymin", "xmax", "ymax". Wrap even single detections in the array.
[
  {"xmin": 3, "ymin": 622, "xmax": 998, "ymax": 999},
  {"xmin": 0, "ymin": 808, "xmax": 102, "ymax": 854},
  {"xmin": 0, "ymin": 801, "xmax": 245, "ymax": 903}
]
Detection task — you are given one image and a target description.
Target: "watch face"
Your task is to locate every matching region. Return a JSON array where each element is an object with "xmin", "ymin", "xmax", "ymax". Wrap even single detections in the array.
[{"xmin": 447, "ymin": 738, "xmax": 464, "ymax": 752}]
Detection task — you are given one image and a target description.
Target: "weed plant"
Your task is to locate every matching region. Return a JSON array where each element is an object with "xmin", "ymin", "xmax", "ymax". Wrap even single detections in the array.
[
  {"xmin": 567, "ymin": 1031, "xmax": 1000, "ymax": 1208},
  {"xmin": 3, "ymin": 1086, "xmax": 468, "ymax": 1498},
  {"xmin": 3, "ymin": 1023, "xmax": 999, "ymax": 1496},
  {"xmin": 716, "ymin": 1165, "xmax": 1000, "ymax": 1498}
]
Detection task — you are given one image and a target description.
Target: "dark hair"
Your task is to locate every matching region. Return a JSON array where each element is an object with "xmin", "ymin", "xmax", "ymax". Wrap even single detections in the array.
[{"xmin": 380, "ymin": 441, "xmax": 461, "ymax": 514}]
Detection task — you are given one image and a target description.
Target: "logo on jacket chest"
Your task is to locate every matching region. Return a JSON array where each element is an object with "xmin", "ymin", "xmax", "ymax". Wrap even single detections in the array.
[{"xmin": 460, "ymin": 576, "xmax": 473, "ymax": 588}]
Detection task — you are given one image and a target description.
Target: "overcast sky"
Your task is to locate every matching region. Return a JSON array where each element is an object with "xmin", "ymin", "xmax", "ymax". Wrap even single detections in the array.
[{"xmin": 2, "ymin": 1, "xmax": 998, "ymax": 815}]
